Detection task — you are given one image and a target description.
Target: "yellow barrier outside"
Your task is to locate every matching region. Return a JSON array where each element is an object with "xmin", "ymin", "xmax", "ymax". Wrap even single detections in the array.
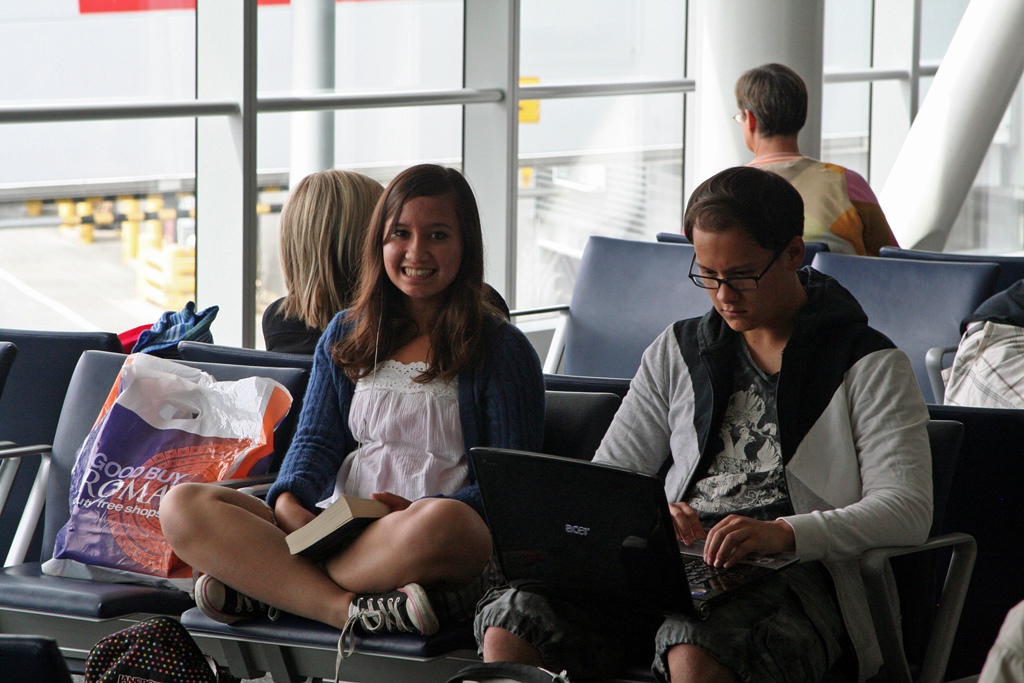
[{"xmin": 137, "ymin": 244, "xmax": 196, "ymax": 311}]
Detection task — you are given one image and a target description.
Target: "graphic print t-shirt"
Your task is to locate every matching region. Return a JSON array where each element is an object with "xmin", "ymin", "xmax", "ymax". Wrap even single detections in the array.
[{"xmin": 686, "ymin": 342, "xmax": 793, "ymax": 528}]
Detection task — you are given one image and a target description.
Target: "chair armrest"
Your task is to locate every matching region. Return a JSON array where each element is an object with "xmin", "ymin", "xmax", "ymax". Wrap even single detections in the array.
[
  {"xmin": 0, "ymin": 446, "xmax": 55, "ymax": 567},
  {"xmin": 0, "ymin": 443, "xmax": 53, "ymax": 460},
  {"xmin": 237, "ymin": 482, "xmax": 274, "ymax": 498},
  {"xmin": 859, "ymin": 533, "xmax": 977, "ymax": 683},
  {"xmin": 925, "ymin": 346, "xmax": 957, "ymax": 404},
  {"xmin": 211, "ymin": 473, "xmax": 276, "ymax": 490},
  {"xmin": 508, "ymin": 304, "xmax": 569, "ymax": 317},
  {"xmin": 0, "ymin": 443, "xmax": 53, "ymax": 515},
  {"xmin": 508, "ymin": 304, "xmax": 570, "ymax": 374},
  {"xmin": 208, "ymin": 474, "xmax": 276, "ymax": 499}
]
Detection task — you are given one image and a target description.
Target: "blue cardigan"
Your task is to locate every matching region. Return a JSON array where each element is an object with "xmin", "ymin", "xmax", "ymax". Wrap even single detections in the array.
[{"xmin": 266, "ymin": 312, "xmax": 545, "ymax": 518}]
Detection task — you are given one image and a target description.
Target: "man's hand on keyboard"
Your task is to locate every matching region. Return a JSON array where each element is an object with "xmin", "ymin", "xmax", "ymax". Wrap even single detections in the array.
[
  {"xmin": 703, "ymin": 515, "xmax": 796, "ymax": 569},
  {"xmin": 668, "ymin": 501, "xmax": 707, "ymax": 546}
]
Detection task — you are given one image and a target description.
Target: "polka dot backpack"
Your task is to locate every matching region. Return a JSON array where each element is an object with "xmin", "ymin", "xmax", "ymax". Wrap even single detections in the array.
[{"xmin": 84, "ymin": 616, "xmax": 238, "ymax": 683}]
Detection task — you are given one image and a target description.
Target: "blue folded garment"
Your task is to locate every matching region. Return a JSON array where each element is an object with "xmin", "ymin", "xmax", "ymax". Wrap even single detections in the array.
[{"xmin": 133, "ymin": 302, "xmax": 219, "ymax": 357}]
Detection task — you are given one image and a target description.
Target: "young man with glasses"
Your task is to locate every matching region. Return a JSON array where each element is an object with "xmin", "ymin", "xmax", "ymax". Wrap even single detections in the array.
[
  {"xmin": 476, "ymin": 166, "xmax": 932, "ymax": 683},
  {"xmin": 734, "ymin": 62, "xmax": 898, "ymax": 256}
]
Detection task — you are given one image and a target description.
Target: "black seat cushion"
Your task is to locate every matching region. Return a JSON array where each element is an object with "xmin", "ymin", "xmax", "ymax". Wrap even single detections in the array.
[
  {"xmin": 0, "ymin": 563, "xmax": 194, "ymax": 619},
  {"xmin": 181, "ymin": 608, "xmax": 474, "ymax": 658},
  {"xmin": 0, "ymin": 634, "xmax": 73, "ymax": 683}
]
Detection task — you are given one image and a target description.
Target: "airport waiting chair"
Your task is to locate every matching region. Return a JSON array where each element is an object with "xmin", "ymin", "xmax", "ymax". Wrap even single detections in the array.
[
  {"xmin": 180, "ymin": 411, "xmax": 972, "ymax": 683},
  {"xmin": 878, "ymin": 247, "xmax": 1024, "ymax": 401},
  {"xmin": 515, "ymin": 236, "xmax": 708, "ymax": 380},
  {"xmin": 0, "ymin": 350, "xmax": 309, "ymax": 673},
  {"xmin": 0, "ymin": 329, "xmax": 123, "ymax": 565},
  {"xmin": 541, "ymin": 390, "xmax": 620, "ymax": 460},
  {"xmin": 856, "ymin": 419, "xmax": 975, "ymax": 683},
  {"xmin": 543, "ymin": 373, "xmax": 632, "ymax": 400},
  {"xmin": 0, "ymin": 342, "xmax": 15, "ymax": 402},
  {"xmin": 657, "ymin": 232, "xmax": 830, "ymax": 268},
  {"xmin": 0, "ymin": 635, "xmax": 73, "ymax": 683},
  {"xmin": 799, "ymin": 241, "xmax": 830, "ymax": 268},
  {"xmin": 179, "ymin": 387, "xmax": 625, "ymax": 683},
  {"xmin": 614, "ymin": 419, "xmax": 975, "ymax": 683},
  {"xmin": 178, "ymin": 340, "xmax": 314, "ymax": 372},
  {"xmin": 655, "ymin": 231, "xmax": 689, "ymax": 244},
  {"xmin": 924, "ymin": 404, "xmax": 1024, "ymax": 679},
  {"xmin": 0, "ymin": 329, "xmax": 123, "ymax": 447},
  {"xmin": 810, "ymin": 253, "xmax": 999, "ymax": 403},
  {"xmin": 879, "ymin": 246, "xmax": 1024, "ymax": 294},
  {"xmin": 0, "ymin": 343, "xmax": 22, "ymax": 557}
]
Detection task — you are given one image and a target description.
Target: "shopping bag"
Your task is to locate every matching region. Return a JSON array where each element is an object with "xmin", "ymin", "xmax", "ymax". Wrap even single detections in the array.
[{"xmin": 42, "ymin": 354, "xmax": 292, "ymax": 590}]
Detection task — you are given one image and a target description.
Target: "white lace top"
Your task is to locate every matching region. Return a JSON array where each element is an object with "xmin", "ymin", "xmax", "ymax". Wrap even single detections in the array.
[{"xmin": 318, "ymin": 360, "xmax": 466, "ymax": 508}]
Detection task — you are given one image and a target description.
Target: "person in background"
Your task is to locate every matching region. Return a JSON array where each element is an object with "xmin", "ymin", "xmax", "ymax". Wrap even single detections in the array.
[
  {"xmin": 162, "ymin": 165, "xmax": 545, "ymax": 652},
  {"xmin": 734, "ymin": 62, "xmax": 898, "ymax": 256},
  {"xmin": 263, "ymin": 169, "xmax": 384, "ymax": 354},
  {"xmin": 476, "ymin": 166, "xmax": 931, "ymax": 682},
  {"xmin": 942, "ymin": 280, "xmax": 1024, "ymax": 408}
]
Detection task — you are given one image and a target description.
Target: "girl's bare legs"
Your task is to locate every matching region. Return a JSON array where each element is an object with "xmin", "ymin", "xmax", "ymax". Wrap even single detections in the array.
[
  {"xmin": 323, "ymin": 495, "xmax": 491, "ymax": 592},
  {"xmin": 160, "ymin": 483, "xmax": 491, "ymax": 629}
]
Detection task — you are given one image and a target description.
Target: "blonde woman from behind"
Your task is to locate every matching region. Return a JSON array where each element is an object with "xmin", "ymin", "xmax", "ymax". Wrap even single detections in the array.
[{"xmin": 263, "ymin": 169, "xmax": 384, "ymax": 354}]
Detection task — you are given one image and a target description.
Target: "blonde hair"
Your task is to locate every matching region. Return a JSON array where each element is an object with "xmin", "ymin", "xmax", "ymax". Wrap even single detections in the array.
[{"xmin": 278, "ymin": 169, "xmax": 384, "ymax": 330}]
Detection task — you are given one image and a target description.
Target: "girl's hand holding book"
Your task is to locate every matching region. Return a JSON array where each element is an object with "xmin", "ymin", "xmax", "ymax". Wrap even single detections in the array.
[
  {"xmin": 275, "ymin": 492, "xmax": 317, "ymax": 534},
  {"xmin": 371, "ymin": 492, "xmax": 413, "ymax": 513}
]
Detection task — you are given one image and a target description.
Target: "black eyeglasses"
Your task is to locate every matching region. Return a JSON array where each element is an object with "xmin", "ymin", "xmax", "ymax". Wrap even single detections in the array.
[{"xmin": 687, "ymin": 247, "xmax": 785, "ymax": 291}]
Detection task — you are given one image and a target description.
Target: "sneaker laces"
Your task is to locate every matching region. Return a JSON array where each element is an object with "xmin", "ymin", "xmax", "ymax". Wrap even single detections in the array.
[
  {"xmin": 227, "ymin": 592, "xmax": 280, "ymax": 621},
  {"xmin": 336, "ymin": 614, "xmax": 360, "ymax": 679},
  {"xmin": 334, "ymin": 592, "xmax": 416, "ymax": 678},
  {"xmin": 355, "ymin": 594, "xmax": 416, "ymax": 633}
]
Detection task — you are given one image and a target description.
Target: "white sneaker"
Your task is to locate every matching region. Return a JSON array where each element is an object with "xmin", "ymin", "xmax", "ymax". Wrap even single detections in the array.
[
  {"xmin": 194, "ymin": 574, "xmax": 279, "ymax": 625},
  {"xmin": 348, "ymin": 582, "xmax": 439, "ymax": 636},
  {"xmin": 336, "ymin": 583, "xmax": 440, "ymax": 676}
]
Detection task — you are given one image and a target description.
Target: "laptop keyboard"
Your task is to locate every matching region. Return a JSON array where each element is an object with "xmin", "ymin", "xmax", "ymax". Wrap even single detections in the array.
[{"xmin": 682, "ymin": 556, "xmax": 771, "ymax": 593}]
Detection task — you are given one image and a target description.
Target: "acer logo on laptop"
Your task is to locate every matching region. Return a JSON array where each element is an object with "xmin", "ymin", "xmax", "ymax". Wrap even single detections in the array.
[{"xmin": 565, "ymin": 524, "xmax": 590, "ymax": 536}]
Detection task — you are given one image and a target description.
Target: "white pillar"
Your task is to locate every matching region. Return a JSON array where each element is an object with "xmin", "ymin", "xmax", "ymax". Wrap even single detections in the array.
[
  {"xmin": 687, "ymin": 0, "xmax": 824, "ymax": 194},
  {"xmin": 289, "ymin": 0, "xmax": 336, "ymax": 187},
  {"xmin": 881, "ymin": 0, "xmax": 1024, "ymax": 251},
  {"xmin": 463, "ymin": 0, "xmax": 519, "ymax": 306},
  {"xmin": 196, "ymin": 1, "xmax": 258, "ymax": 347}
]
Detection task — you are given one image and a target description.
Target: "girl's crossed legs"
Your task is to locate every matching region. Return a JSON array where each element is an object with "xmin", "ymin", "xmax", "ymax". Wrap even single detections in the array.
[{"xmin": 160, "ymin": 483, "xmax": 492, "ymax": 630}]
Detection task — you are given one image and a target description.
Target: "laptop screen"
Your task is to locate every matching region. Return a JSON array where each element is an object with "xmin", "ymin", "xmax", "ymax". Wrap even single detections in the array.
[{"xmin": 470, "ymin": 447, "xmax": 695, "ymax": 617}]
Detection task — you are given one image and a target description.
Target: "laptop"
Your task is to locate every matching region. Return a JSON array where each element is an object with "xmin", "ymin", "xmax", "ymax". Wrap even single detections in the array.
[{"xmin": 470, "ymin": 447, "xmax": 798, "ymax": 619}]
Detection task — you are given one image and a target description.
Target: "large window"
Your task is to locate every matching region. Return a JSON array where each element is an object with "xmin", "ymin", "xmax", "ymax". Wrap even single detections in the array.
[
  {"xmin": 822, "ymin": 0, "xmax": 872, "ymax": 177},
  {"xmin": 1, "ymin": 0, "xmax": 1018, "ymax": 343},
  {"xmin": 0, "ymin": 3, "xmax": 196, "ymax": 334},
  {"xmin": 254, "ymin": 1, "xmax": 464, "ymax": 345},
  {"xmin": 516, "ymin": 0, "xmax": 687, "ymax": 308}
]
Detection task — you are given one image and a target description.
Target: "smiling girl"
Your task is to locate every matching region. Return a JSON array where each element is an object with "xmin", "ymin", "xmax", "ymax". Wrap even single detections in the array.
[{"xmin": 161, "ymin": 165, "xmax": 545, "ymax": 647}]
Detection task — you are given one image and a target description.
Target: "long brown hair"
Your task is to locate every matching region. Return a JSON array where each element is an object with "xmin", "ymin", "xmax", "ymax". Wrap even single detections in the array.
[
  {"xmin": 278, "ymin": 169, "xmax": 384, "ymax": 330},
  {"xmin": 333, "ymin": 164, "xmax": 501, "ymax": 383}
]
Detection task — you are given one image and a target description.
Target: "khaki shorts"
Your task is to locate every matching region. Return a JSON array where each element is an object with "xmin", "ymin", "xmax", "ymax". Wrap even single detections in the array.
[{"xmin": 475, "ymin": 563, "xmax": 845, "ymax": 683}]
